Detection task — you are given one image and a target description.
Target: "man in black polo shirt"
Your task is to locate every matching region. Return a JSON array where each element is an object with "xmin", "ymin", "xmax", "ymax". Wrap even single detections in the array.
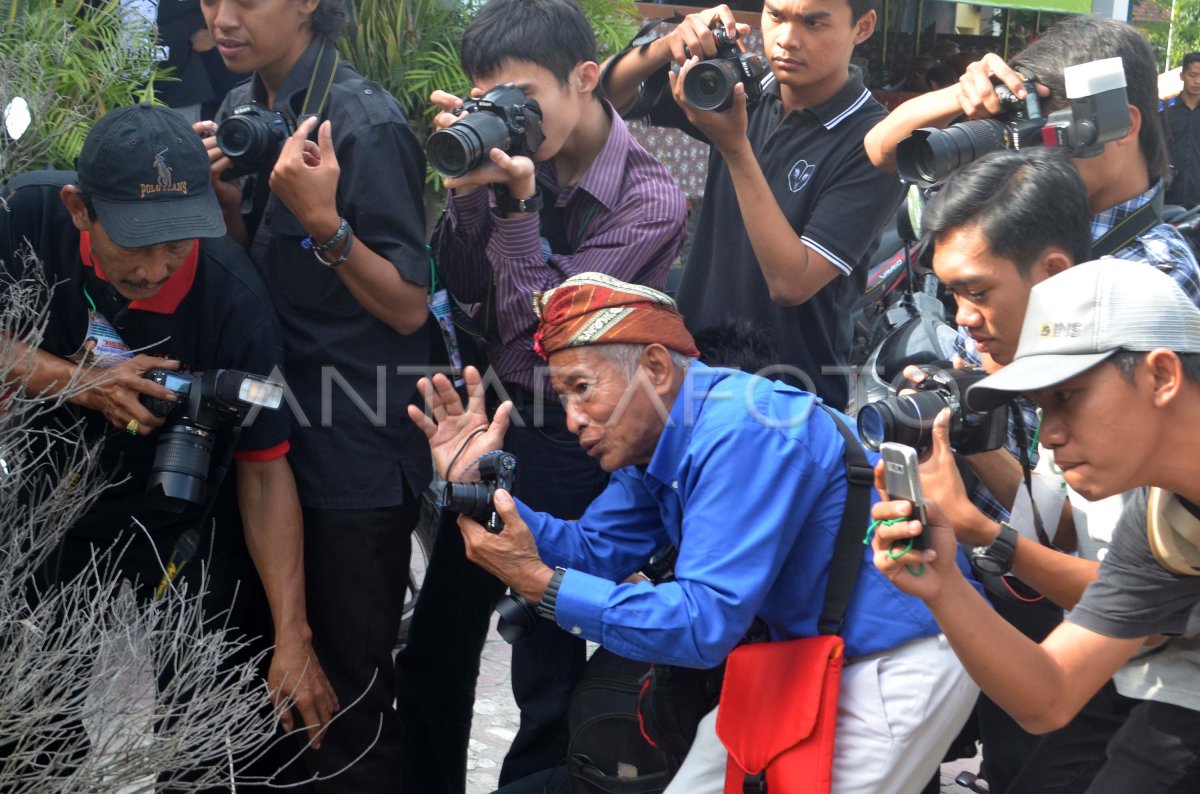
[
  {"xmin": 0, "ymin": 105, "xmax": 335, "ymax": 752},
  {"xmin": 603, "ymin": 0, "xmax": 904, "ymax": 410},
  {"xmin": 200, "ymin": 0, "xmax": 432, "ymax": 788}
]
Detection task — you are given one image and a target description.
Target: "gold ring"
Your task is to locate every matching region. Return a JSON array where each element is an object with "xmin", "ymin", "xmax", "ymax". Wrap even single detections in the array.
[{"xmin": 126, "ymin": 418, "xmax": 140, "ymax": 436}]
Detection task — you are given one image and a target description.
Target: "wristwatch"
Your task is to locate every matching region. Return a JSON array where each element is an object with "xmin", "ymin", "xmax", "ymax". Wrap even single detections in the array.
[
  {"xmin": 970, "ymin": 522, "xmax": 1020, "ymax": 577},
  {"xmin": 493, "ymin": 185, "xmax": 544, "ymax": 215},
  {"xmin": 536, "ymin": 567, "xmax": 567, "ymax": 620}
]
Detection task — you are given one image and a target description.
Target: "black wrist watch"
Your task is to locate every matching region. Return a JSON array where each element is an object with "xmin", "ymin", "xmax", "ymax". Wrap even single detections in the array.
[
  {"xmin": 536, "ymin": 567, "xmax": 567, "ymax": 620},
  {"xmin": 970, "ymin": 522, "xmax": 1020, "ymax": 577},
  {"xmin": 493, "ymin": 185, "xmax": 543, "ymax": 215}
]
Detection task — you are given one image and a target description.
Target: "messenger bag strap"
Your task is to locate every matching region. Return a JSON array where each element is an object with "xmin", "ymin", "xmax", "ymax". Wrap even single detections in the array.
[{"xmin": 815, "ymin": 403, "xmax": 875, "ymax": 637}]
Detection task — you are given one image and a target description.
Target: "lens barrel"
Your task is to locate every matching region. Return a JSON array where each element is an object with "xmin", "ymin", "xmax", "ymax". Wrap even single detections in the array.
[
  {"xmin": 145, "ymin": 424, "xmax": 214, "ymax": 513},
  {"xmin": 427, "ymin": 112, "xmax": 514, "ymax": 178},
  {"xmin": 684, "ymin": 59, "xmax": 741, "ymax": 112},
  {"xmin": 216, "ymin": 109, "xmax": 291, "ymax": 175},
  {"xmin": 442, "ymin": 481, "xmax": 497, "ymax": 521},
  {"xmin": 217, "ymin": 116, "xmax": 272, "ymax": 161},
  {"xmin": 897, "ymin": 120, "xmax": 1010, "ymax": 183},
  {"xmin": 856, "ymin": 391, "xmax": 951, "ymax": 451}
]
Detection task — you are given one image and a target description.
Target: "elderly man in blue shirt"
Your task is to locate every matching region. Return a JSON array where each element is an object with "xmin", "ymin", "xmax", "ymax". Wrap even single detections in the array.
[{"xmin": 409, "ymin": 272, "xmax": 976, "ymax": 793}]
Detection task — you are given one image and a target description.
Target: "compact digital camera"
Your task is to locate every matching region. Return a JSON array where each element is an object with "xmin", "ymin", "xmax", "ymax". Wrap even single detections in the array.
[{"xmin": 440, "ymin": 450, "xmax": 518, "ymax": 533}]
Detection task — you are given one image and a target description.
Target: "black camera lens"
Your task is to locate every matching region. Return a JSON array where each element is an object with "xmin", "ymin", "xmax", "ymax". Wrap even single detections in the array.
[
  {"xmin": 684, "ymin": 59, "xmax": 741, "ymax": 112},
  {"xmin": 442, "ymin": 481, "xmax": 496, "ymax": 522},
  {"xmin": 427, "ymin": 112, "xmax": 514, "ymax": 178},
  {"xmin": 856, "ymin": 391, "xmax": 949, "ymax": 452},
  {"xmin": 145, "ymin": 425, "xmax": 214, "ymax": 513},
  {"xmin": 217, "ymin": 115, "xmax": 267, "ymax": 160},
  {"xmin": 217, "ymin": 120, "xmax": 252, "ymax": 157},
  {"xmin": 216, "ymin": 107, "xmax": 292, "ymax": 176},
  {"xmin": 495, "ymin": 594, "xmax": 540, "ymax": 644},
  {"xmin": 896, "ymin": 121, "xmax": 1011, "ymax": 183}
]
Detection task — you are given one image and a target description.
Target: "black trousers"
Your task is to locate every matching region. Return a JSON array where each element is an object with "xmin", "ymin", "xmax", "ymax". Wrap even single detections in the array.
[
  {"xmin": 299, "ymin": 502, "xmax": 418, "ymax": 793},
  {"xmin": 397, "ymin": 396, "xmax": 609, "ymax": 793},
  {"xmin": 1007, "ymin": 679, "xmax": 1200, "ymax": 794}
]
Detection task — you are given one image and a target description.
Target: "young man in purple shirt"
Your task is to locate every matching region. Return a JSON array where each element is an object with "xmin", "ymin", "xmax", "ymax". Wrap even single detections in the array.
[{"xmin": 396, "ymin": 1, "xmax": 688, "ymax": 791}]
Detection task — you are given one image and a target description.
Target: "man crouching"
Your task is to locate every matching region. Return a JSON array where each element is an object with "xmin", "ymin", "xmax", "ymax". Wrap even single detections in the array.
[{"xmin": 409, "ymin": 273, "xmax": 977, "ymax": 793}]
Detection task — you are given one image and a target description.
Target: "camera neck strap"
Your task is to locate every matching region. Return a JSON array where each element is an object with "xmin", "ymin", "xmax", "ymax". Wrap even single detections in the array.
[
  {"xmin": 1090, "ymin": 190, "xmax": 1164, "ymax": 259},
  {"xmin": 299, "ymin": 38, "xmax": 340, "ymax": 121},
  {"xmin": 1012, "ymin": 406, "xmax": 1054, "ymax": 549}
]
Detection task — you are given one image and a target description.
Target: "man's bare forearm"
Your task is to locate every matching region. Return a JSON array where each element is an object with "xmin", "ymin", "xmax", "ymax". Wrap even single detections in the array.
[
  {"xmin": 601, "ymin": 37, "xmax": 673, "ymax": 114},
  {"xmin": 236, "ymin": 458, "xmax": 312, "ymax": 643}
]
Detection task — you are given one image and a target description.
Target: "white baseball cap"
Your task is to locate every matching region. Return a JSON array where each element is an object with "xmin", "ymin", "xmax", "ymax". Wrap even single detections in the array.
[{"xmin": 968, "ymin": 259, "xmax": 1200, "ymax": 410}]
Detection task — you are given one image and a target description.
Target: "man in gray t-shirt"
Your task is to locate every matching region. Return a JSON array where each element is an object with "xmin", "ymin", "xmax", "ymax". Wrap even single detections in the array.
[
  {"xmin": 871, "ymin": 260, "xmax": 1200, "ymax": 793},
  {"xmin": 1070, "ymin": 488, "xmax": 1200, "ymax": 642}
]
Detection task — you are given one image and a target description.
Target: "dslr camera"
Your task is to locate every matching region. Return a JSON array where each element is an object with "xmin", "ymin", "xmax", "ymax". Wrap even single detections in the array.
[
  {"xmin": 682, "ymin": 27, "xmax": 768, "ymax": 112},
  {"xmin": 140, "ymin": 369, "xmax": 285, "ymax": 512},
  {"xmin": 426, "ymin": 84, "xmax": 545, "ymax": 178},
  {"xmin": 216, "ymin": 103, "xmax": 296, "ymax": 179},
  {"xmin": 856, "ymin": 366, "xmax": 1009, "ymax": 455},
  {"xmin": 897, "ymin": 57, "xmax": 1131, "ymax": 184},
  {"xmin": 440, "ymin": 451, "xmax": 518, "ymax": 533}
]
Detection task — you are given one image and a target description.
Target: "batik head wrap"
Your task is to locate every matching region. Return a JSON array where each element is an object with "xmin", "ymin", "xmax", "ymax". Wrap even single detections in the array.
[{"xmin": 532, "ymin": 272, "xmax": 700, "ymax": 360}]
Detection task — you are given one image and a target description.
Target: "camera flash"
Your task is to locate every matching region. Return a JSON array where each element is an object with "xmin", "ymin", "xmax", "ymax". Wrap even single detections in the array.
[
  {"xmin": 1064, "ymin": 57, "xmax": 1126, "ymax": 99},
  {"xmin": 238, "ymin": 376, "xmax": 284, "ymax": 409}
]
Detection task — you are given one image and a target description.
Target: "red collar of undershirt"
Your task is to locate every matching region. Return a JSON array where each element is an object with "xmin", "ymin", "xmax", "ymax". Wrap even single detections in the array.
[{"xmin": 78, "ymin": 230, "xmax": 199, "ymax": 314}]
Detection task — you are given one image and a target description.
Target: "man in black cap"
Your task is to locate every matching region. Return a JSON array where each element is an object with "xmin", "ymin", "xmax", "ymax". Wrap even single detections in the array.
[{"xmin": 0, "ymin": 104, "xmax": 336, "ymax": 753}]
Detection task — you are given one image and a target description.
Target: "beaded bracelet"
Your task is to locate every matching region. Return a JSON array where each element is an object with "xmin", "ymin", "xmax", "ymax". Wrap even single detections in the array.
[
  {"xmin": 312, "ymin": 223, "xmax": 354, "ymax": 268},
  {"xmin": 301, "ymin": 217, "xmax": 350, "ymax": 254}
]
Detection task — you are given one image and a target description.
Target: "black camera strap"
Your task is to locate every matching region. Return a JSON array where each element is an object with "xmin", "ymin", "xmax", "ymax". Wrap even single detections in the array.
[
  {"xmin": 300, "ymin": 38, "xmax": 340, "ymax": 121},
  {"xmin": 815, "ymin": 403, "xmax": 875, "ymax": 636},
  {"xmin": 1090, "ymin": 190, "xmax": 1164, "ymax": 259},
  {"xmin": 1012, "ymin": 406, "xmax": 1053, "ymax": 549}
]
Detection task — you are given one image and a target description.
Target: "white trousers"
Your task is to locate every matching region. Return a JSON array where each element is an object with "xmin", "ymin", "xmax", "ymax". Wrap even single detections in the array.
[{"xmin": 663, "ymin": 634, "xmax": 978, "ymax": 794}]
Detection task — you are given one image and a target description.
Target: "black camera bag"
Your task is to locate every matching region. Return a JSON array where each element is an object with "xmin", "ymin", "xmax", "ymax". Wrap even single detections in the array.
[{"xmin": 566, "ymin": 647, "xmax": 679, "ymax": 793}]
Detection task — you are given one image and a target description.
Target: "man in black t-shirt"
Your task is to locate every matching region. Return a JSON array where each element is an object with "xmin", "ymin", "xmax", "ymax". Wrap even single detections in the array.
[
  {"xmin": 603, "ymin": 1, "xmax": 904, "ymax": 410},
  {"xmin": 0, "ymin": 105, "xmax": 336, "ymax": 750}
]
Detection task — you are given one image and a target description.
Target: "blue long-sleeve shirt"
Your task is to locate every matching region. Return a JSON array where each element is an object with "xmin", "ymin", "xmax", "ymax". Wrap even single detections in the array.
[{"xmin": 516, "ymin": 363, "xmax": 947, "ymax": 668}]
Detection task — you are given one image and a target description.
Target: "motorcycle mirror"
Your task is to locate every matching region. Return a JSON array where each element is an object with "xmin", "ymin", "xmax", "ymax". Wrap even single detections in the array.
[{"xmin": 4, "ymin": 97, "xmax": 31, "ymax": 142}]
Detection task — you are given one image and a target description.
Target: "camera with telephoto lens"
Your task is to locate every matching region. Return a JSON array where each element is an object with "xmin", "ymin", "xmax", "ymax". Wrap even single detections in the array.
[
  {"xmin": 440, "ymin": 451, "xmax": 518, "ymax": 533},
  {"xmin": 426, "ymin": 84, "xmax": 545, "ymax": 179},
  {"xmin": 897, "ymin": 57, "xmax": 1131, "ymax": 184},
  {"xmin": 140, "ymin": 369, "xmax": 285, "ymax": 512},
  {"xmin": 216, "ymin": 103, "xmax": 296, "ymax": 179},
  {"xmin": 682, "ymin": 27, "xmax": 768, "ymax": 112},
  {"xmin": 856, "ymin": 366, "xmax": 1010, "ymax": 455}
]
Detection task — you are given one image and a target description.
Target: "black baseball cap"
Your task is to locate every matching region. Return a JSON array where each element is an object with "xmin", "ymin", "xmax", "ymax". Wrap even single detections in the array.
[{"xmin": 76, "ymin": 104, "xmax": 225, "ymax": 248}]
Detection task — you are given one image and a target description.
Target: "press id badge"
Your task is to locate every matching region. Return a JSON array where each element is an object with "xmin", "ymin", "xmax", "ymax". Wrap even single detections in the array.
[
  {"xmin": 71, "ymin": 310, "xmax": 133, "ymax": 368},
  {"xmin": 430, "ymin": 288, "xmax": 465, "ymax": 387}
]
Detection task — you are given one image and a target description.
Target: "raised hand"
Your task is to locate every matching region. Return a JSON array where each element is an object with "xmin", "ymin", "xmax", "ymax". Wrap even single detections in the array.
[{"xmin": 407, "ymin": 365, "xmax": 513, "ymax": 481}]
